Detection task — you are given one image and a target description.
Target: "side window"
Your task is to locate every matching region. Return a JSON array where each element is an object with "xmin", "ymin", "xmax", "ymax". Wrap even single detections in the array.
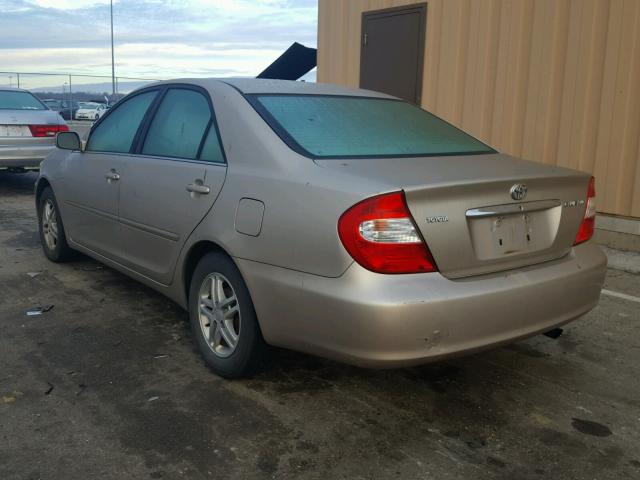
[
  {"xmin": 199, "ymin": 126, "xmax": 225, "ymax": 163},
  {"xmin": 142, "ymin": 89, "xmax": 211, "ymax": 160},
  {"xmin": 87, "ymin": 91, "xmax": 157, "ymax": 153}
]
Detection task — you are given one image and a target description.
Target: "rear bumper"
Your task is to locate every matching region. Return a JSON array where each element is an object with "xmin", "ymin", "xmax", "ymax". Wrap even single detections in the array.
[
  {"xmin": 236, "ymin": 242, "xmax": 607, "ymax": 368},
  {"xmin": 0, "ymin": 143, "xmax": 54, "ymax": 168}
]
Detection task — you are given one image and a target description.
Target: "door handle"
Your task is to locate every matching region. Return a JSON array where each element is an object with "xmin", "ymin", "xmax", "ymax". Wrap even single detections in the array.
[
  {"xmin": 105, "ymin": 170, "xmax": 120, "ymax": 182},
  {"xmin": 186, "ymin": 182, "xmax": 210, "ymax": 195}
]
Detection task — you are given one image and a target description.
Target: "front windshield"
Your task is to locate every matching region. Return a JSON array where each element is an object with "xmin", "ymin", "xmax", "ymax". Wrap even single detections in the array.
[{"xmin": 0, "ymin": 91, "xmax": 47, "ymax": 110}]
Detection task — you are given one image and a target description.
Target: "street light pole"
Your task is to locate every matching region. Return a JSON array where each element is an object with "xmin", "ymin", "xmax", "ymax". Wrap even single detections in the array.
[
  {"xmin": 110, "ymin": 0, "xmax": 115, "ymax": 97},
  {"xmin": 68, "ymin": 75, "xmax": 73, "ymax": 121}
]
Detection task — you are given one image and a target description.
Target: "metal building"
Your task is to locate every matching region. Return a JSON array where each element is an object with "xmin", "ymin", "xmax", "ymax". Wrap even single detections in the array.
[{"xmin": 317, "ymin": 0, "xmax": 640, "ymax": 249}]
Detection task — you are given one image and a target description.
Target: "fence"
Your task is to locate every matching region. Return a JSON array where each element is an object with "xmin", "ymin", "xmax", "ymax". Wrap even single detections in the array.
[{"xmin": 0, "ymin": 71, "xmax": 161, "ymax": 114}]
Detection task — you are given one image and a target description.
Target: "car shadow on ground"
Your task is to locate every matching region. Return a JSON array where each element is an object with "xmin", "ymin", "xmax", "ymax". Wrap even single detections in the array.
[{"xmin": 0, "ymin": 170, "xmax": 38, "ymax": 194}]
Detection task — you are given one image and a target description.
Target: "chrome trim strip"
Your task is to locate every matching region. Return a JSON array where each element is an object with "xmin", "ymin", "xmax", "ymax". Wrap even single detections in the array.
[
  {"xmin": 466, "ymin": 199, "xmax": 561, "ymax": 218},
  {"xmin": 65, "ymin": 200, "xmax": 118, "ymax": 222},
  {"xmin": 119, "ymin": 216, "xmax": 179, "ymax": 242},
  {"xmin": 65, "ymin": 200, "xmax": 179, "ymax": 241}
]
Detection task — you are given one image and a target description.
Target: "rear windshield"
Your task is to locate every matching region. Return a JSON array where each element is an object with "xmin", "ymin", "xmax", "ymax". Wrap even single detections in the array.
[
  {"xmin": 251, "ymin": 94, "xmax": 495, "ymax": 159},
  {"xmin": 0, "ymin": 91, "xmax": 46, "ymax": 110}
]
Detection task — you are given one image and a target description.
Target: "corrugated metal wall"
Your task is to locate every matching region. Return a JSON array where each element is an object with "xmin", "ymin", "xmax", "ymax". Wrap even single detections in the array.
[{"xmin": 317, "ymin": 0, "xmax": 640, "ymax": 218}]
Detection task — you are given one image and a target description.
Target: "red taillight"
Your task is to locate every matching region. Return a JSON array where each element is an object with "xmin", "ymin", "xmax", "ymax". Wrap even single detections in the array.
[
  {"xmin": 28, "ymin": 124, "xmax": 69, "ymax": 137},
  {"xmin": 338, "ymin": 191, "xmax": 437, "ymax": 274},
  {"xmin": 574, "ymin": 176, "xmax": 596, "ymax": 245}
]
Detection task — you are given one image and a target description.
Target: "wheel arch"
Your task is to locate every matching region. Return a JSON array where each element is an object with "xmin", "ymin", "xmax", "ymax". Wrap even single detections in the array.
[
  {"xmin": 182, "ymin": 240, "xmax": 234, "ymax": 304},
  {"xmin": 35, "ymin": 177, "xmax": 52, "ymax": 210}
]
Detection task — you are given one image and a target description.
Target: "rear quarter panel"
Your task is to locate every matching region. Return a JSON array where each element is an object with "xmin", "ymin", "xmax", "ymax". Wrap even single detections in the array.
[{"xmin": 178, "ymin": 82, "xmax": 392, "ymax": 281}]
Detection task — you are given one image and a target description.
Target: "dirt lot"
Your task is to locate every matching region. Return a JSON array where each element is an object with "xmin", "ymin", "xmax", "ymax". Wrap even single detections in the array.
[{"xmin": 1, "ymin": 171, "xmax": 639, "ymax": 480}]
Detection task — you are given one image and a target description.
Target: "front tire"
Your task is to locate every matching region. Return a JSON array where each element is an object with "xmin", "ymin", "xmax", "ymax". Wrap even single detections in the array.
[
  {"xmin": 38, "ymin": 187, "xmax": 73, "ymax": 262},
  {"xmin": 188, "ymin": 252, "xmax": 268, "ymax": 378}
]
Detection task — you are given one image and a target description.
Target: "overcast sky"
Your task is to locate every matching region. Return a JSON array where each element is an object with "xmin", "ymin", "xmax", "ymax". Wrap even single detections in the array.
[{"xmin": 0, "ymin": 0, "xmax": 317, "ymax": 88}]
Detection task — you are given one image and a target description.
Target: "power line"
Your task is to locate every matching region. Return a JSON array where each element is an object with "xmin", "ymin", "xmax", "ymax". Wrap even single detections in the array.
[{"xmin": 0, "ymin": 71, "xmax": 161, "ymax": 81}]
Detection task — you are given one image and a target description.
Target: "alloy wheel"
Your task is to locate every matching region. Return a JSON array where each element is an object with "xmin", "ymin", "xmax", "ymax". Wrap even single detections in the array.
[
  {"xmin": 198, "ymin": 273, "xmax": 241, "ymax": 358},
  {"xmin": 42, "ymin": 199, "xmax": 58, "ymax": 251}
]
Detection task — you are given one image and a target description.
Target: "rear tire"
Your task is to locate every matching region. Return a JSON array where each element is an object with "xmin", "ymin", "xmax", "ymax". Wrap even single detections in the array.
[
  {"xmin": 38, "ymin": 187, "xmax": 73, "ymax": 262},
  {"xmin": 188, "ymin": 252, "xmax": 269, "ymax": 378}
]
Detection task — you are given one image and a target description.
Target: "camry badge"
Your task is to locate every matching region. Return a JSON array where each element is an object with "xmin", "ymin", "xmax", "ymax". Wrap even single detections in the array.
[
  {"xmin": 426, "ymin": 215, "xmax": 448, "ymax": 224},
  {"xmin": 510, "ymin": 184, "xmax": 527, "ymax": 201}
]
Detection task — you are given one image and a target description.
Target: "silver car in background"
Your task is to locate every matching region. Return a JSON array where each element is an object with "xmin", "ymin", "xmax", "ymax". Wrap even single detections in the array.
[
  {"xmin": 36, "ymin": 79, "xmax": 606, "ymax": 378},
  {"xmin": 0, "ymin": 87, "xmax": 68, "ymax": 170}
]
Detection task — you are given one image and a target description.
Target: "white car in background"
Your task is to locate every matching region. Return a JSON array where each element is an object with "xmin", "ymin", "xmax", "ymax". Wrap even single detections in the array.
[{"xmin": 75, "ymin": 103, "xmax": 108, "ymax": 121}]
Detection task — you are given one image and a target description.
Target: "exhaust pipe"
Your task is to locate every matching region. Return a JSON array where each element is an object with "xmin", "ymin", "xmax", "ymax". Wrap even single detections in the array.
[{"xmin": 543, "ymin": 328, "xmax": 563, "ymax": 339}]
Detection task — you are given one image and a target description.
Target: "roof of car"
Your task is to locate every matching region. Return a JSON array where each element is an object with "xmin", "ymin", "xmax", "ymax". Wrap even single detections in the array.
[
  {"xmin": 148, "ymin": 78, "xmax": 396, "ymax": 99},
  {"xmin": 0, "ymin": 87, "xmax": 29, "ymax": 92},
  {"xmin": 222, "ymin": 78, "xmax": 394, "ymax": 98}
]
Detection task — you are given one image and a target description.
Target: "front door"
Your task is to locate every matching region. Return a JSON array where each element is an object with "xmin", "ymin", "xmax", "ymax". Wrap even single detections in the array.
[
  {"xmin": 60, "ymin": 89, "xmax": 159, "ymax": 260},
  {"xmin": 59, "ymin": 151, "xmax": 121, "ymax": 258},
  {"xmin": 117, "ymin": 87, "xmax": 228, "ymax": 285},
  {"xmin": 360, "ymin": 4, "xmax": 427, "ymax": 104}
]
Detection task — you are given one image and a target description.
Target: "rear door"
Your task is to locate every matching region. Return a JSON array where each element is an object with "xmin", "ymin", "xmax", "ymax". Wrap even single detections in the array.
[
  {"xmin": 117, "ymin": 86, "xmax": 227, "ymax": 284},
  {"xmin": 60, "ymin": 89, "xmax": 158, "ymax": 260}
]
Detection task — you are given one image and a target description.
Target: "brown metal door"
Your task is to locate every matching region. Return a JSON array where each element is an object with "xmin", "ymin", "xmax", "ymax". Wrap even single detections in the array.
[{"xmin": 360, "ymin": 4, "xmax": 426, "ymax": 104}]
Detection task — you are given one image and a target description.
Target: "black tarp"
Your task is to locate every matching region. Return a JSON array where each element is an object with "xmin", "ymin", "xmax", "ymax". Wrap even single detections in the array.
[{"xmin": 257, "ymin": 42, "xmax": 317, "ymax": 81}]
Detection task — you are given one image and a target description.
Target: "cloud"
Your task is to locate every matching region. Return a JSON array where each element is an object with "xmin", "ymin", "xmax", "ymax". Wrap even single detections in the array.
[
  {"xmin": 0, "ymin": 0, "xmax": 317, "ymax": 87},
  {"xmin": 27, "ymin": 0, "xmax": 111, "ymax": 9}
]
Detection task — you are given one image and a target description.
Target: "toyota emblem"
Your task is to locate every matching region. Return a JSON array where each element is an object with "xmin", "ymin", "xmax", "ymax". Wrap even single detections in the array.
[{"xmin": 510, "ymin": 184, "xmax": 527, "ymax": 201}]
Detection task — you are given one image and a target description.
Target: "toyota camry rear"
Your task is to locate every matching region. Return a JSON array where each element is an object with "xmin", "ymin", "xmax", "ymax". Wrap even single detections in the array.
[
  {"xmin": 37, "ymin": 79, "xmax": 606, "ymax": 377},
  {"xmin": 231, "ymin": 87, "xmax": 606, "ymax": 370}
]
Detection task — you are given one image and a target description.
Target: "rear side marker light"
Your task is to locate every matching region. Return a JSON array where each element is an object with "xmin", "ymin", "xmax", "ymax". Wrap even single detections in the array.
[
  {"xmin": 338, "ymin": 191, "xmax": 437, "ymax": 274},
  {"xmin": 574, "ymin": 176, "xmax": 596, "ymax": 245},
  {"xmin": 28, "ymin": 124, "xmax": 69, "ymax": 137}
]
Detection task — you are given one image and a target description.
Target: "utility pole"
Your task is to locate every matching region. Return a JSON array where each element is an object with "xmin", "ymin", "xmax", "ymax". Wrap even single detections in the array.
[
  {"xmin": 68, "ymin": 75, "xmax": 73, "ymax": 121},
  {"xmin": 110, "ymin": 0, "xmax": 115, "ymax": 97}
]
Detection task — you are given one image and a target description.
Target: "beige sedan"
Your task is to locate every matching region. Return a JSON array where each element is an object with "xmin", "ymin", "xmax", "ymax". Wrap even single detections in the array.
[{"xmin": 36, "ymin": 78, "xmax": 606, "ymax": 377}]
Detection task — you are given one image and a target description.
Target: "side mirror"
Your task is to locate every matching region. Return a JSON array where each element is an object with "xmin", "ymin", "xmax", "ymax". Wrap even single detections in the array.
[{"xmin": 56, "ymin": 131, "xmax": 83, "ymax": 151}]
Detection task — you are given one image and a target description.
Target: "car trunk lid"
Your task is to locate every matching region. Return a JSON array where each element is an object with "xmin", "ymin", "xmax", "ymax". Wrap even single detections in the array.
[
  {"xmin": 0, "ymin": 109, "xmax": 63, "ymax": 137},
  {"xmin": 316, "ymin": 153, "xmax": 591, "ymax": 278}
]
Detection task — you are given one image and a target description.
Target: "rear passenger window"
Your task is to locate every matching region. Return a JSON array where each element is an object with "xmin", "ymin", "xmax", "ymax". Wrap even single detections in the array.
[
  {"xmin": 87, "ymin": 90, "xmax": 157, "ymax": 153},
  {"xmin": 142, "ymin": 89, "xmax": 211, "ymax": 160},
  {"xmin": 199, "ymin": 127, "xmax": 225, "ymax": 163}
]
